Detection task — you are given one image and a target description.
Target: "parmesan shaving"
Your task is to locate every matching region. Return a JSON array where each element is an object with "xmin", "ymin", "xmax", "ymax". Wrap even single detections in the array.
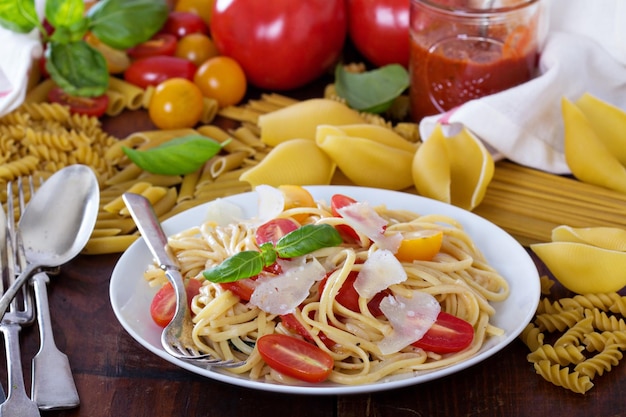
[
  {"xmin": 337, "ymin": 201, "xmax": 402, "ymax": 252},
  {"xmin": 354, "ymin": 249, "xmax": 407, "ymax": 298}
]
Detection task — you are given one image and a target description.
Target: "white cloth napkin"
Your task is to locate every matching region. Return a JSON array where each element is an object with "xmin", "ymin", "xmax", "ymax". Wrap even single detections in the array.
[{"xmin": 419, "ymin": 0, "xmax": 626, "ymax": 175}]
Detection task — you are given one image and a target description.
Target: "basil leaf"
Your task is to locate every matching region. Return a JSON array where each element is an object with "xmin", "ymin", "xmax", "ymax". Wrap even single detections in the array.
[
  {"xmin": 46, "ymin": 40, "xmax": 109, "ymax": 97},
  {"xmin": 0, "ymin": 0, "xmax": 39, "ymax": 33},
  {"xmin": 123, "ymin": 135, "xmax": 225, "ymax": 176},
  {"xmin": 259, "ymin": 242, "xmax": 277, "ymax": 267},
  {"xmin": 334, "ymin": 64, "xmax": 410, "ymax": 113},
  {"xmin": 275, "ymin": 224, "xmax": 342, "ymax": 259},
  {"xmin": 203, "ymin": 251, "xmax": 264, "ymax": 283},
  {"xmin": 87, "ymin": 0, "xmax": 168, "ymax": 49},
  {"xmin": 45, "ymin": 0, "xmax": 84, "ymax": 31}
]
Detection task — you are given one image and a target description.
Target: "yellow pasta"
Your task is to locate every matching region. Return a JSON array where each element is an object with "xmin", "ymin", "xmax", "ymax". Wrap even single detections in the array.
[
  {"xmin": 24, "ymin": 78, "xmax": 57, "ymax": 103},
  {"xmin": 533, "ymin": 360, "xmax": 593, "ymax": 394},
  {"xmin": 104, "ymin": 89, "xmax": 126, "ymax": 116},
  {"xmin": 200, "ymin": 97, "xmax": 219, "ymax": 124},
  {"xmin": 107, "ymin": 77, "xmax": 145, "ymax": 110}
]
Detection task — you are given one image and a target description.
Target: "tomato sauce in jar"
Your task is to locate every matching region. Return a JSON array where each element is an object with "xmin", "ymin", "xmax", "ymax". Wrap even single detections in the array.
[{"xmin": 409, "ymin": 0, "xmax": 542, "ymax": 122}]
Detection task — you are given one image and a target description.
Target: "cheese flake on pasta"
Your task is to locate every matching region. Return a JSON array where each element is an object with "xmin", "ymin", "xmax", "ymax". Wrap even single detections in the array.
[
  {"xmin": 355, "ymin": 249, "xmax": 407, "ymax": 298},
  {"xmin": 337, "ymin": 202, "xmax": 402, "ymax": 252}
]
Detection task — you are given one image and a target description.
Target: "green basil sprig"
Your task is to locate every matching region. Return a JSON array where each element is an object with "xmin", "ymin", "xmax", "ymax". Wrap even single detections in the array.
[
  {"xmin": 203, "ymin": 224, "xmax": 343, "ymax": 283},
  {"xmin": 123, "ymin": 135, "xmax": 229, "ymax": 176},
  {"xmin": 334, "ymin": 63, "xmax": 410, "ymax": 114},
  {"xmin": 0, "ymin": 0, "xmax": 168, "ymax": 97}
]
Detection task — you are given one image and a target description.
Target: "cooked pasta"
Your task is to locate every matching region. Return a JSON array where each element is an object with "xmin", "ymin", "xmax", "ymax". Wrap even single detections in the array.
[{"xmin": 143, "ymin": 194, "xmax": 509, "ymax": 385}]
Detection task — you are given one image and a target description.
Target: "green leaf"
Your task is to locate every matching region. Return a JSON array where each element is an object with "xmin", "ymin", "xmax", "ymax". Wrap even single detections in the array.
[
  {"xmin": 123, "ymin": 135, "xmax": 225, "ymax": 176},
  {"xmin": 0, "ymin": 0, "xmax": 39, "ymax": 33},
  {"xmin": 260, "ymin": 243, "xmax": 277, "ymax": 267},
  {"xmin": 203, "ymin": 251, "xmax": 265, "ymax": 283},
  {"xmin": 275, "ymin": 224, "xmax": 342, "ymax": 259},
  {"xmin": 87, "ymin": 0, "xmax": 168, "ymax": 49},
  {"xmin": 334, "ymin": 64, "xmax": 410, "ymax": 114},
  {"xmin": 45, "ymin": 0, "xmax": 84, "ymax": 31},
  {"xmin": 46, "ymin": 40, "xmax": 109, "ymax": 97}
]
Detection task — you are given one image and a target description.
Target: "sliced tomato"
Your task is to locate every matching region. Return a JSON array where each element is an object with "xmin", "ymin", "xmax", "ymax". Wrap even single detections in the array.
[
  {"xmin": 411, "ymin": 311, "xmax": 475, "ymax": 354},
  {"xmin": 255, "ymin": 218, "xmax": 299, "ymax": 246},
  {"xmin": 330, "ymin": 194, "xmax": 360, "ymax": 242},
  {"xmin": 47, "ymin": 87, "xmax": 109, "ymax": 117},
  {"xmin": 280, "ymin": 312, "xmax": 336, "ymax": 348},
  {"xmin": 395, "ymin": 230, "xmax": 443, "ymax": 262},
  {"xmin": 127, "ymin": 33, "xmax": 177, "ymax": 59},
  {"xmin": 149, "ymin": 278, "xmax": 203, "ymax": 328},
  {"xmin": 278, "ymin": 185, "xmax": 316, "ymax": 223},
  {"xmin": 318, "ymin": 270, "xmax": 389, "ymax": 317},
  {"xmin": 257, "ymin": 334, "xmax": 334, "ymax": 383},
  {"xmin": 220, "ymin": 277, "xmax": 258, "ymax": 302}
]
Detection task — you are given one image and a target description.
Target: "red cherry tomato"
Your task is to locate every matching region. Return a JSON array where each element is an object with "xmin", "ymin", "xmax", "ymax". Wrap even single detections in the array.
[
  {"xmin": 347, "ymin": 0, "xmax": 410, "ymax": 68},
  {"xmin": 149, "ymin": 278, "xmax": 203, "ymax": 328},
  {"xmin": 257, "ymin": 334, "xmax": 334, "ymax": 383},
  {"xmin": 220, "ymin": 277, "xmax": 258, "ymax": 302},
  {"xmin": 124, "ymin": 56, "xmax": 197, "ymax": 89},
  {"xmin": 411, "ymin": 312, "xmax": 475, "ymax": 354},
  {"xmin": 211, "ymin": 0, "xmax": 347, "ymax": 90},
  {"xmin": 47, "ymin": 87, "xmax": 109, "ymax": 117},
  {"xmin": 330, "ymin": 194, "xmax": 360, "ymax": 242},
  {"xmin": 318, "ymin": 270, "xmax": 389, "ymax": 317},
  {"xmin": 127, "ymin": 33, "xmax": 177, "ymax": 59},
  {"xmin": 280, "ymin": 313, "xmax": 336, "ymax": 348},
  {"xmin": 161, "ymin": 11, "xmax": 209, "ymax": 38},
  {"xmin": 255, "ymin": 218, "xmax": 299, "ymax": 246}
]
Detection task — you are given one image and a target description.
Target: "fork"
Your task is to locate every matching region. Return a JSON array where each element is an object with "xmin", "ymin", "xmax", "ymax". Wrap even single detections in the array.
[
  {"xmin": 0, "ymin": 183, "xmax": 40, "ymax": 417},
  {"xmin": 15, "ymin": 177, "xmax": 80, "ymax": 410},
  {"xmin": 122, "ymin": 192, "xmax": 245, "ymax": 368}
]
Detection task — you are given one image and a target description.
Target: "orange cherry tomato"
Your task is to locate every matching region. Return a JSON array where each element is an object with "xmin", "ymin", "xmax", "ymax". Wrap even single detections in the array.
[
  {"xmin": 193, "ymin": 56, "xmax": 246, "ymax": 107},
  {"xmin": 395, "ymin": 230, "xmax": 443, "ymax": 262},
  {"xmin": 175, "ymin": 0, "xmax": 214, "ymax": 26},
  {"xmin": 148, "ymin": 77, "xmax": 204, "ymax": 129},
  {"xmin": 278, "ymin": 185, "xmax": 316, "ymax": 223},
  {"xmin": 175, "ymin": 33, "xmax": 219, "ymax": 66}
]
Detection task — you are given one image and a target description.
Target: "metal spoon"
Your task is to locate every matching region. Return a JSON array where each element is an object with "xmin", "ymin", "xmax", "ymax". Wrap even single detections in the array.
[{"xmin": 0, "ymin": 164, "xmax": 99, "ymax": 321}]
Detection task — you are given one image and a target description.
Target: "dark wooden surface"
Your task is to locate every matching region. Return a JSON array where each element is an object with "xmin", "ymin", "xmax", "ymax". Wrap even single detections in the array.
[{"xmin": 3, "ymin": 95, "xmax": 625, "ymax": 417}]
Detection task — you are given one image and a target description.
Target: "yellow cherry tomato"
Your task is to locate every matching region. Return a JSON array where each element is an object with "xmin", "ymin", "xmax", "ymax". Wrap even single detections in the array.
[
  {"xmin": 148, "ymin": 78, "xmax": 204, "ymax": 130},
  {"xmin": 193, "ymin": 56, "xmax": 247, "ymax": 107},
  {"xmin": 175, "ymin": 0, "xmax": 214, "ymax": 26},
  {"xmin": 395, "ymin": 230, "xmax": 443, "ymax": 262},
  {"xmin": 175, "ymin": 33, "xmax": 219, "ymax": 67},
  {"xmin": 278, "ymin": 185, "xmax": 316, "ymax": 223}
]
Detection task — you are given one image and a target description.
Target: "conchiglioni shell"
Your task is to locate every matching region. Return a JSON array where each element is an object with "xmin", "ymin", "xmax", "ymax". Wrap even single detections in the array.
[
  {"xmin": 321, "ymin": 124, "xmax": 418, "ymax": 153},
  {"xmin": 316, "ymin": 134, "xmax": 414, "ymax": 190},
  {"xmin": 551, "ymin": 225, "xmax": 626, "ymax": 252},
  {"xmin": 239, "ymin": 138, "xmax": 335, "ymax": 187},
  {"xmin": 412, "ymin": 124, "xmax": 494, "ymax": 210},
  {"xmin": 258, "ymin": 99, "xmax": 366, "ymax": 146},
  {"xmin": 575, "ymin": 93, "xmax": 626, "ymax": 166},
  {"xmin": 531, "ymin": 241, "xmax": 626, "ymax": 294},
  {"xmin": 562, "ymin": 97, "xmax": 626, "ymax": 193}
]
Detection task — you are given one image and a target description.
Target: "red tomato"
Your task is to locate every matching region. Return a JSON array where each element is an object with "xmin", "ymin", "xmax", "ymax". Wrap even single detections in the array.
[
  {"xmin": 280, "ymin": 313, "xmax": 336, "ymax": 348},
  {"xmin": 220, "ymin": 277, "xmax": 258, "ymax": 302},
  {"xmin": 161, "ymin": 11, "xmax": 209, "ymax": 38},
  {"xmin": 319, "ymin": 271, "xmax": 389, "ymax": 317},
  {"xmin": 257, "ymin": 334, "xmax": 334, "ymax": 383},
  {"xmin": 347, "ymin": 0, "xmax": 410, "ymax": 68},
  {"xmin": 411, "ymin": 312, "xmax": 475, "ymax": 354},
  {"xmin": 124, "ymin": 56, "xmax": 197, "ymax": 89},
  {"xmin": 47, "ymin": 87, "xmax": 109, "ymax": 117},
  {"xmin": 127, "ymin": 33, "xmax": 177, "ymax": 59},
  {"xmin": 211, "ymin": 0, "xmax": 347, "ymax": 90},
  {"xmin": 330, "ymin": 194, "xmax": 360, "ymax": 242},
  {"xmin": 255, "ymin": 218, "xmax": 299, "ymax": 246},
  {"xmin": 149, "ymin": 278, "xmax": 203, "ymax": 327}
]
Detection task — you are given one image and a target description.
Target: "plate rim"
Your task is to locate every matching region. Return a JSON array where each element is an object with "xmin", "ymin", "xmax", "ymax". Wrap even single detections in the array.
[{"xmin": 109, "ymin": 185, "xmax": 540, "ymax": 395}]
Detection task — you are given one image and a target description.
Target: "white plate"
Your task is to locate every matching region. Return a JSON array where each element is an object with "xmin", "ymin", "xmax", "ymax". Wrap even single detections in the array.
[{"xmin": 110, "ymin": 185, "xmax": 540, "ymax": 395}]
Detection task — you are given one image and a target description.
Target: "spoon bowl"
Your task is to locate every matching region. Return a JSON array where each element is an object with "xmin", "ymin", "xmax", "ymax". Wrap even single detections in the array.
[{"xmin": 0, "ymin": 164, "xmax": 99, "ymax": 319}]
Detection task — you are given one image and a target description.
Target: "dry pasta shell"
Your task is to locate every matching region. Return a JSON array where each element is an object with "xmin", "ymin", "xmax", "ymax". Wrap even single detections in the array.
[
  {"xmin": 530, "ymin": 241, "xmax": 626, "ymax": 294},
  {"xmin": 239, "ymin": 138, "xmax": 335, "ymax": 187},
  {"xmin": 258, "ymin": 99, "xmax": 366, "ymax": 146},
  {"xmin": 412, "ymin": 124, "xmax": 494, "ymax": 210},
  {"xmin": 317, "ymin": 124, "xmax": 418, "ymax": 153},
  {"xmin": 551, "ymin": 225, "xmax": 626, "ymax": 252},
  {"xmin": 562, "ymin": 97, "xmax": 626, "ymax": 193}
]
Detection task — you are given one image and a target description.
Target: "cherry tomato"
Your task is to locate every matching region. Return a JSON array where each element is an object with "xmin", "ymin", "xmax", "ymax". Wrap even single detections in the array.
[
  {"xmin": 127, "ymin": 33, "xmax": 178, "ymax": 59},
  {"xmin": 280, "ymin": 313, "xmax": 336, "ymax": 348},
  {"xmin": 278, "ymin": 185, "xmax": 316, "ymax": 223},
  {"xmin": 161, "ymin": 11, "xmax": 209, "ymax": 38},
  {"xmin": 211, "ymin": 0, "xmax": 347, "ymax": 90},
  {"xmin": 411, "ymin": 312, "xmax": 475, "ymax": 354},
  {"xmin": 395, "ymin": 230, "xmax": 443, "ymax": 262},
  {"xmin": 150, "ymin": 278, "xmax": 203, "ymax": 327},
  {"xmin": 257, "ymin": 334, "xmax": 334, "ymax": 383},
  {"xmin": 220, "ymin": 277, "xmax": 258, "ymax": 302},
  {"xmin": 347, "ymin": 0, "xmax": 410, "ymax": 68},
  {"xmin": 175, "ymin": 33, "xmax": 219, "ymax": 67},
  {"xmin": 330, "ymin": 194, "xmax": 360, "ymax": 242},
  {"xmin": 319, "ymin": 270, "xmax": 389, "ymax": 317},
  {"xmin": 47, "ymin": 87, "xmax": 109, "ymax": 117},
  {"xmin": 193, "ymin": 56, "xmax": 246, "ymax": 107},
  {"xmin": 255, "ymin": 218, "xmax": 299, "ymax": 246},
  {"xmin": 175, "ymin": 0, "xmax": 214, "ymax": 26},
  {"xmin": 124, "ymin": 55, "xmax": 197, "ymax": 89},
  {"xmin": 148, "ymin": 77, "xmax": 204, "ymax": 129}
]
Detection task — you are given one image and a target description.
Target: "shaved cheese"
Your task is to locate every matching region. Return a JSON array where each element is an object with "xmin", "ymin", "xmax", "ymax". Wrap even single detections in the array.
[
  {"xmin": 336, "ymin": 201, "xmax": 402, "ymax": 252},
  {"xmin": 254, "ymin": 185, "xmax": 285, "ymax": 225},
  {"xmin": 203, "ymin": 198, "xmax": 244, "ymax": 226},
  {"xmin": 377, "ymin": 292, "xmax": 440, "ymax": 355},
  {"xmin": 250, "ymin": 258, "xmax": 326, "ymax": 315},
  {"xmin": 354, "ymin": 249, "xmax": 407, "ymax": 298}
]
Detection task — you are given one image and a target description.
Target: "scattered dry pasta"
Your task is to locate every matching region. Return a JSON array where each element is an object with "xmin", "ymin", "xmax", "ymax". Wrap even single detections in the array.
[{"xmin": 521, "ymin": 275, "xmax": 626, "ymax": 394}]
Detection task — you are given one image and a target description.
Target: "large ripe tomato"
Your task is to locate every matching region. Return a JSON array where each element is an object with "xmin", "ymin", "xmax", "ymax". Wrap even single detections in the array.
[
  {"xmin": 211, "ymin": 0, "xmax": 347, "ymax": 90},
  {"xmin": 148, "ymin": 77, "xmax": 204, "ymax": 129},
  {"xmin": 347, "ymin": 0, "xmax": 410, "ymax": 68}
]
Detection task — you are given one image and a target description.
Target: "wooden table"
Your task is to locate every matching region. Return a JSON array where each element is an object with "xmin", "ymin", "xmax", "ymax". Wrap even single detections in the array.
[{"xmin": 4, "ymin": 97, "xmax": 626, "ymax": 417}]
